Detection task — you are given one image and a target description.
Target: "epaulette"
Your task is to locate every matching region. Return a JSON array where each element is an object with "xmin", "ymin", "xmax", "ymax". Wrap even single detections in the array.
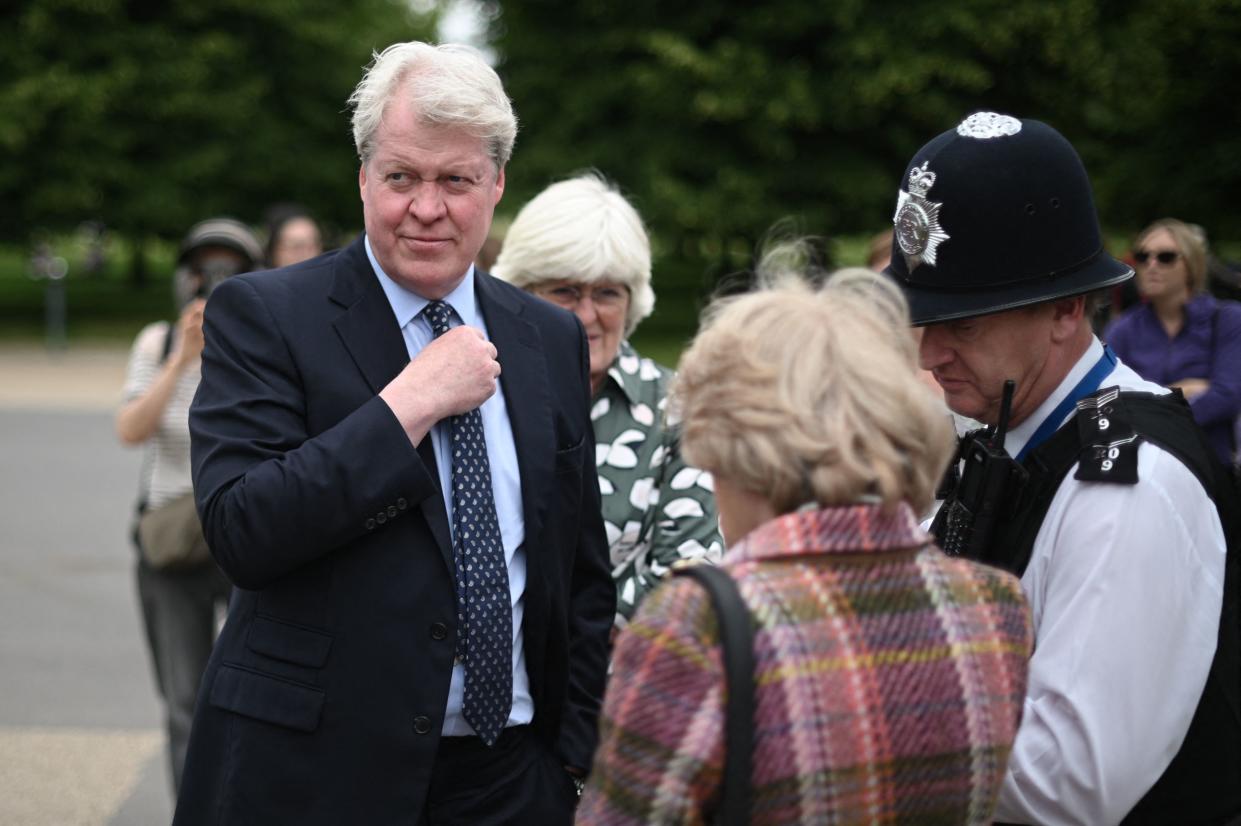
[{"xmin": 1073, "ymin": 386, "xmax": 1140, "ymax": 484}]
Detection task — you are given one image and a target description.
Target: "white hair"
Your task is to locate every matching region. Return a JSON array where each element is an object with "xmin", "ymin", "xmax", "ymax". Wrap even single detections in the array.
[
  {"xmin": 490, "ymin": 172, "xmax": 655, "ymax": 336},
  {"xmin": 348, "ymin": 41, "xmax": 517, "ymax": 169}
]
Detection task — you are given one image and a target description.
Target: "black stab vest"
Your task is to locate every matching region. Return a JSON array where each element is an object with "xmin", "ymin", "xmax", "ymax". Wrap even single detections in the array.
[{"xmin": 949, "ymin": 390, "xmax": 1241, "ymax": 825}]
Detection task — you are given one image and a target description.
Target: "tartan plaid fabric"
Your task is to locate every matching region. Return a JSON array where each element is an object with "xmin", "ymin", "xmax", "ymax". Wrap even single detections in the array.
[{"xmin": 578, "ymin": 502, "xmax": 1032, "ymax": 825}]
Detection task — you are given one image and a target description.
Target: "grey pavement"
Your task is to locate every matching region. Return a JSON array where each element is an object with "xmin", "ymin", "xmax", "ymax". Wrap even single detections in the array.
[{"xmin": 1, "ymin": 343, "xmax": 174, "ymax": 825}]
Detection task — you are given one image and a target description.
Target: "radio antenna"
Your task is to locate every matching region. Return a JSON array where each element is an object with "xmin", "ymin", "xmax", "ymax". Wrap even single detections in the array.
[{"xmin": 992, "ymin": 380, "xmax": 1016, "ymax": 446}]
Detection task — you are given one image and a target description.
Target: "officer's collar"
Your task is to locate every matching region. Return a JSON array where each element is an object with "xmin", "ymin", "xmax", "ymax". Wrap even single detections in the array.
[{"xmin": 1004, "ymin": 337, "xmax": 1107, "ymax": 459}]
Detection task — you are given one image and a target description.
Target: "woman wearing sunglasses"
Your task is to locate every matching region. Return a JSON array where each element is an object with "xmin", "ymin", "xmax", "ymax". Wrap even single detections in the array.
[{"xmin": 1104, "ymin": 218, "xmax": 1241, "ymax": 463}]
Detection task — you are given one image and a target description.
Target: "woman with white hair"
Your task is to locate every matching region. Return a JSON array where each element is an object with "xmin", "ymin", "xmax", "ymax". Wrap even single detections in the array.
[
  {"xmin": 492, "ymin": 173, "xmax": 722, "ymax": 630},
  {"xmin": 578, "ymin": 259, "xmax": 1032, "ymax": 824}
]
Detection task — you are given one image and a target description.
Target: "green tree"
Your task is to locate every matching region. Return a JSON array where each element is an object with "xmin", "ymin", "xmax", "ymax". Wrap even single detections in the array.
[
  {"xmin": 490, "ymin": 0, "xmax": 1241, "ymax": 327},
  {"xmin": 0, "ymin": 0, "xmax": 437, "ymax": 277}
]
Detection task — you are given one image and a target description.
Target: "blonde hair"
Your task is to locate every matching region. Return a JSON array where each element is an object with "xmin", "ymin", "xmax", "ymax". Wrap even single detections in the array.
[
  {"xmin": 491, "ymin": 172, "xmax": 654, "ymax": 336},
  {"xmin": 673, "ymin": 252, "xmax": 955, "ymax": 516},
  {"xmin": 348, "ymin": 41, "xmax": 517, "ymax": 169},
  {"xmin": 1135, "ymin": 218, "xmax": 1208, "ymax": 293}
]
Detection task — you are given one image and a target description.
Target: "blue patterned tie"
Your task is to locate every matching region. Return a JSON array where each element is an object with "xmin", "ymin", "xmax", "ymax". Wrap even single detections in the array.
[{"xmin": 423, "ymin": 300, "xmax": 513, "ymax": 746}]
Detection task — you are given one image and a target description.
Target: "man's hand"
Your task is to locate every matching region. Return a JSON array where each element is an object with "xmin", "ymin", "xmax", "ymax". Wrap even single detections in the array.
[{"xmin": 379, "ymin": 325, "xmax": 500, "ymax": 444}]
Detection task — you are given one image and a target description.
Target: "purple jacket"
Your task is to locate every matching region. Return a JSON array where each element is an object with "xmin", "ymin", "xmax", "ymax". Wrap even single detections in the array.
[{"xmin": 1104, "ymin": 293, "xmax": 1241, "ymax": 462}]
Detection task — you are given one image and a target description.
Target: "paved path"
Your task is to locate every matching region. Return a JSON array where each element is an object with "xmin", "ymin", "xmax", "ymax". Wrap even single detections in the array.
[
  {"xmin": 0, "ymin": 343, "xmax": 174, "ymax": 825},
  {"xmin": 0, "ymin": 344, "xmax": 131, "ymax": 411}
]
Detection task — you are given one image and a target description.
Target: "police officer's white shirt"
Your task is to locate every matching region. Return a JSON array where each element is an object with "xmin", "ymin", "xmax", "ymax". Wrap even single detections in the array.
[{"xmin": 992, "ymin": 337, "xmax": 1227, "ymax": 826}]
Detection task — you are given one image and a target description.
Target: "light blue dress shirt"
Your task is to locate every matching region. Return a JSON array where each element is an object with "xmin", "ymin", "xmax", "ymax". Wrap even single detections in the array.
[{"xmin": 365, "ymin": 237, "xmax": 533, "ymax": 736}]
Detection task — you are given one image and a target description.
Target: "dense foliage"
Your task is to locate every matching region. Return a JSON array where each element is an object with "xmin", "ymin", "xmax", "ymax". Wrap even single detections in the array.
[
  {"xmin": 3, "ymin": 0, "xmax": 1240, "ymax": 304},
  {"xmin": 0, "ymin": 0, "xmax": 434, "ymax": 248},
  {"xmin": 491, "ymin": 0, "xmax": 1241, "ymax": 289}
]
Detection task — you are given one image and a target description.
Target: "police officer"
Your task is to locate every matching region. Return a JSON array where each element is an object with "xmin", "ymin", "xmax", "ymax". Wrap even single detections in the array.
[{"xmin": 886, "ymin": 112, "xmax": 1239, "ymax": 825}]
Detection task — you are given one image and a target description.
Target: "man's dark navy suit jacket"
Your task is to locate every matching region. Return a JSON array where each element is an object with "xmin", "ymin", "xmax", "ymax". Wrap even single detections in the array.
[{"xmin": 172, "ymin": 236, "xmax": 614, "ymax": 824}]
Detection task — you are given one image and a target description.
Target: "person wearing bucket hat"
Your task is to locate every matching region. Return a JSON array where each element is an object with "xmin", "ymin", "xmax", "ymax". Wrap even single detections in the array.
[
  {"xmin": 886, "ymin": 112, "xmax": 1240, "ymax": 825},
  {"xmin": 116, "ymin": 215, "xmax": 261, "ymax": 796}
]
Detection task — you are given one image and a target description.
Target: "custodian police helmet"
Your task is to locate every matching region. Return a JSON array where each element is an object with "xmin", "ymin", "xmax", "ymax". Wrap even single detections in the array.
[{"xmin": 884, "ymin": 112, "xmax": 1133, "ymax": 326}]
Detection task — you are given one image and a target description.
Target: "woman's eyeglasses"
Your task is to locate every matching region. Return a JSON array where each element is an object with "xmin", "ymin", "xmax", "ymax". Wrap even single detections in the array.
[
  {"xmin": 1134, "ymin": 249, "xmax": 1180, "ymax": 266},
  {"xmin": 535, "ymin": 283, "xmax": 629, "ymax": 310}
]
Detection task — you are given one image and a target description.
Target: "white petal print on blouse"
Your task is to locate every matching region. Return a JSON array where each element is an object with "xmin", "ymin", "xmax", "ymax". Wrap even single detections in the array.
[
  {"xmin": 670, "ymin": 467, "xmax": 710, "ymax": 490},
  {"xmin": 599, "ymin": 429, "xmax": 645, "ymax": 469},
  {"xmin": 628, "ymin": 477, "xmax": 657, "ymax": 510},
  {"xmin": 663, "ymin": 498, "xmax": 705, "ymax": 519},
  {"xmin": 629, "ymin": 402, "xmax": 654, "ymax": 426}
]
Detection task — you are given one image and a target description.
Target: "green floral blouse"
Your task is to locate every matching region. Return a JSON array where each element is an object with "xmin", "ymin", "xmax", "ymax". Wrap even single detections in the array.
[{"xmin": 592, "ymin": 341, "xmax": 723, "ymax": 630}]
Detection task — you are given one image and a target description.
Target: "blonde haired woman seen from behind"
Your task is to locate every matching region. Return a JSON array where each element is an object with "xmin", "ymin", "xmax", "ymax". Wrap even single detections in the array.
[{"xmin": 579, "ymin": 255, "xmax": 1033, "ymax": 825}]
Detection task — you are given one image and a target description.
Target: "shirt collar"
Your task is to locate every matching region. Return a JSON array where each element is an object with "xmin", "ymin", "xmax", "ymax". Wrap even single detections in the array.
[
  {"xmin": 602, "ymin": 340, "xmax": 643, "ymax": 406},
  {"xmin": 725, "ymin": 501, "xmax": 929, "ymax": 564},
  {"xmin": 1004, "ymin": 336, "xmax": 1106, "ymax": 458},
  {"xmin": 365, "ymin": 235, "xmax": 479, "ymax": 329}
]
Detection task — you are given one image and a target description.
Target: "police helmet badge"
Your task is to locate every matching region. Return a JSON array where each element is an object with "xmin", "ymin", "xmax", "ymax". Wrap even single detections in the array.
[
  {"xmin": 893, "ymin": 161, "xmax": 950, "ymax": 271},
  {"xmin": 955, "ymin": 111, "xmax": 1023, "ymax": 140}
]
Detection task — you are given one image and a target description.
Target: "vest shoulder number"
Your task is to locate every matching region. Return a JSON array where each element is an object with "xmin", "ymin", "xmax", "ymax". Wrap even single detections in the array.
[{"xmin": 1074, "ymin": 387, "xmax": 1140, "ymax": 484}]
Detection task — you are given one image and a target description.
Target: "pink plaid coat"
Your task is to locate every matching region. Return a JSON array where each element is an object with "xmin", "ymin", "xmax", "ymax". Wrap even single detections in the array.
[{"xmin": 578, "ymin": 502, "xmax": 1032, "ymax": 825}]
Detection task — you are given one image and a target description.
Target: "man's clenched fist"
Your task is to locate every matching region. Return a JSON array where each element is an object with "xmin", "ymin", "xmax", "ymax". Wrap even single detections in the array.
[{"xmin": 379, "ymin": 326, "xmax": 501, "ymax": 445}]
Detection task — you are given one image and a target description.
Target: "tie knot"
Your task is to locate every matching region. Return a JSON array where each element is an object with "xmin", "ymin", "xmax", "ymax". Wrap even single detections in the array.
[{"xmin": 424, "ymin": 300, "xmax": 455, "ymax": 337}]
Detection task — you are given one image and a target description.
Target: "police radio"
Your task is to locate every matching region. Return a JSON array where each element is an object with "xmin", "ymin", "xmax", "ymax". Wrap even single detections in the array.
[{"xmin": 932, "ymin": 380, "xmax": 1029, "ymax": 561}]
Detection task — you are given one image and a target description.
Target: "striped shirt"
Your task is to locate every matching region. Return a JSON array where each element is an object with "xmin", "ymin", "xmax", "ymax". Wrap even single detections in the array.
[
  {"xmin": 122, "ymin": 320, "xmax": 199, "ymax": 508},
  {"xmin": 579, "ymin": 502, "xmax": 1032, "ymax": 825}
]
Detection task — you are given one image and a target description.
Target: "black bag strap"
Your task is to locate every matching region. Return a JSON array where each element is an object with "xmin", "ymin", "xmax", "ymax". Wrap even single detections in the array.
[
  {"xmin": 159, "ymin": 320, "xmax": 175, "ymax": 364},
  {"xmin": 674, "ymin": 564, "xmax": 755, "ymax": 826}
]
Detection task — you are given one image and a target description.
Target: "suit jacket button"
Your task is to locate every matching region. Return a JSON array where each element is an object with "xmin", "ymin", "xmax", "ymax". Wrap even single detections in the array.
[
  {"xmin": 388, "ymin": 505, "xmax": 398, "ymax": 518},
  {"xmin": 376, "ymin": 512, "xmax": 387, "ymax": 525},
  {"xmin": 430, "ymin": 622, "xmax": 448, "ymax": 640},
  {"xmin": 413, "ymin": 716, "xmax": 432, "ymax": 735},
  {"xmin": 396, "ymin": 498, "xmax": 408, "ymax": 510},
  {"xmin": 365, "ymin": 518, "xmax": 376, "ymax": 531}
]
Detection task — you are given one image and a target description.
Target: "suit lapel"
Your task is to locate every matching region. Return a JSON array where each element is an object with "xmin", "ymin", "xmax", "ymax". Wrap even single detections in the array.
[
  {"xmin": 328, "ymin": 236, "xmax": 409, "ymax": 394},
  {"xmin": 476, "ymin": 273, "xmax": 554, "ymax": 551},
  {"xmin": 329, "ymin": 236, "xmax": 454, "ymax": 573}
]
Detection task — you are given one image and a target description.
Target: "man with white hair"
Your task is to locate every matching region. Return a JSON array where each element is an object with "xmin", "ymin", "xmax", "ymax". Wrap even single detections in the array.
[
  {"xmin": 174, "ymin": 42, "xmax": 613, "ymax": 824},
  {"xmin": 887, "ymin": 113, "xmax": 1239, "ymax": 825}
]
